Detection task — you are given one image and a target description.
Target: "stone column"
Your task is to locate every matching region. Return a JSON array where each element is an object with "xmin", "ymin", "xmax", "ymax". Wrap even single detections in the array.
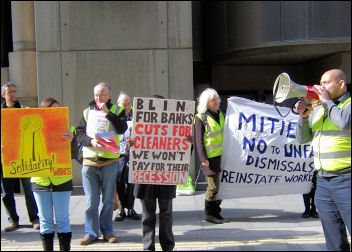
[{"xmin": 9, "ymin": 1, "xmax": 38, "ymax": 107}]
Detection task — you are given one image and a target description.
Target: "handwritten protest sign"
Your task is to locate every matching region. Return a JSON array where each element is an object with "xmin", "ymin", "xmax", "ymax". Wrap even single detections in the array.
[
  {"xmin": 84, "ymin": 110, "xmax": 110, "ymax": 155},
  {"xmin": 129, "ymin": 97, "xmax": 195, "ymax": 185},
  {"xmin": 217, "ymin": 97, "xmax": 314, "ymax": 199},
  {"xmin": 1, "ymin": 107, "xmax": 72, "ymax": 178}
]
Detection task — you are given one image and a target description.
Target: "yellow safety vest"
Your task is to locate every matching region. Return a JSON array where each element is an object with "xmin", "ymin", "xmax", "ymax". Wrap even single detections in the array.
[
  {"xmin": 82, "ymin": 104, "xmax": 121, "ymax": 159},
  {"xmin": 311, "ymin": 97, "xmax": 351, "ymax": 171},
  {"xmin": 31, "ymin": 126, "xmax": 73, "ymax": 186},
  {"xmin": 196, "ymin": 112, "xmax": 225, "ymax": 158}
]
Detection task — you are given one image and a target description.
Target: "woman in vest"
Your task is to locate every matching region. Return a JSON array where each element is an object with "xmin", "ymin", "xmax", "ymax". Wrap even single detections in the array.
[
  {"xmin": 195, "ymin": 88, "xmax": 225, "ymax": 224},
  {"xmin": 31, "ymin": 98, "xmax": 75, "ymax": 251}
]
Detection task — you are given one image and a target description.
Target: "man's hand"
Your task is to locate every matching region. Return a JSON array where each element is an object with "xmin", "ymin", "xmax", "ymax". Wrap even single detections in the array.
[
  {"xmin": 91, "ymin": 138, "xmax": 104, "ymax": 149},
  {"xmin": 201, "ymin": 160, "xmax": 209, "ymax": 169},
  {"xmin": 297, "ymin": 100, "xmax": 313, "ymax": 118},
  {"xmin": 313, "ymin": 85, "xmax": 329, "ymax": 103},
  {"xmin": 127, "ymin": 137, "xmax": 135, "ymax": 147},
  {"xmin": 97, "ymin": 102, "xmax": 110, "ymax": 114}
]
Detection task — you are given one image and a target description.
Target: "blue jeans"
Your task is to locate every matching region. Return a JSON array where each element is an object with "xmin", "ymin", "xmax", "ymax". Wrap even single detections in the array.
[
  {"xmin": 82, "ymin": 162, "xmax": 118, "ymax": 239},
  {"xmin": 1, "ymin": 168, "xmax": 38, "ymax": 223},
  {"xmin": 315, "ymin": 174, "xmax": 351, "ymax": 251},
  {"xmin": 33, "ymin": 191, "xmax": 71, "ymax": 234}
]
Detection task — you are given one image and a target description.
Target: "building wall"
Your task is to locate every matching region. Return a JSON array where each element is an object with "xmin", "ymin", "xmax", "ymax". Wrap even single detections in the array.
[{"xmin": 33, "ymin": 1, "xmax": 194, "ymax": 186}]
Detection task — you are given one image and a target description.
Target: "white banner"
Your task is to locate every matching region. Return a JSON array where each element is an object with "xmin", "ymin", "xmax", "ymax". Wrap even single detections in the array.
[
  {"xmin": 217, "ymin": 97, "xmax": 314, "ymax": 199},
  {"xmin": 129, "ymin": 97, "xmax": 195, "ymax": 185}
]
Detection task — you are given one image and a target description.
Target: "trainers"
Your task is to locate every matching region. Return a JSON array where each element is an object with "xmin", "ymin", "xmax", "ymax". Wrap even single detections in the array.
[
  {"xmin": 32, "ymin": 220, "xmax": 40, "ymax": 230},
  {"xmin": 127, "ymin": 209, "xmax": 141, "ymax": 220},
  {"xmin": 80, "ymin": 236, "xmax": 98, "ymax": 245},
  {"xmin": 114, "ymin": 209, "xmax": 126, "ymax": 221},
  {"xmin": 103, "ymin": 234, "xmax": 117, "ymax": 243},
  {"xmin": 4, "ymin": 222, "xmax": 18, "ymax": 232}
]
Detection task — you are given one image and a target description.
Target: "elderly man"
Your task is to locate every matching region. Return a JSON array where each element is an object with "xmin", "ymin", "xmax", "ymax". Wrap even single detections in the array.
[
  {"xmin": 76, "ymin": 82, "xmax": 127, "ymax": 245},
  {"xmin": 296, "ymin": 69, "xmax": 351, "ymax": 251},
  {"xmin": 114, "ymin": 92, "xmax": 141, "ymax": 221}
]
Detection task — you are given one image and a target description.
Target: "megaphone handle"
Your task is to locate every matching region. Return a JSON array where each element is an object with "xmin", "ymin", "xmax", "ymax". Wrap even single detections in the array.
[{"xmin": 292, "ymin": 98, "xmax": 312, "ymax": 115}]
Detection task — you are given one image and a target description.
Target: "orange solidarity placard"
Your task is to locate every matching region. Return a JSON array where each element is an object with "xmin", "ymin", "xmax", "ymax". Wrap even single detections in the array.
[{"xmin": 1, "ymin": 107, "xmax": 72, "ymax": 178}]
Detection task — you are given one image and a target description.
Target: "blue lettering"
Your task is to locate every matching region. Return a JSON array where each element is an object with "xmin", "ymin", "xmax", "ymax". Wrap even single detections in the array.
[{"xmin": 238, "ymin": 112, "xmax": 256, "ymax": 131}]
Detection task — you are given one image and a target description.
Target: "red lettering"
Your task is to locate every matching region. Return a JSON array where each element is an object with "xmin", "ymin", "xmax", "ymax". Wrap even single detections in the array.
[
  {"xmin": 146, "ymin": 136, "xmax": 152, "ymax": 149},
  {"xmin": 167, "ymin": 138, "xmax": 172, "ymax": 150},
  {"xmin": 185, "ymin": 126, "xmax": 191, "ymax": 137},
  {"xmin": 135, "ymin": 124, "xmax": 143, "ymax": 134},
  {"xmin": 173, "ymin": 138, "xmax": 181, "ymax": 150},
  {"xmin": 182, "ymin": 138, "xmax": 189, "ymax": 150},
  {"xmin": 134, "ymin": 136, "xmax": 140, "ymax": 148},
  {"xmin": 161, "ymin": 125, "xmax": 168, "ymax": 136},
  {"xmin": 152, "ymin": 137, "xmax": 159, "ymax": 149}
]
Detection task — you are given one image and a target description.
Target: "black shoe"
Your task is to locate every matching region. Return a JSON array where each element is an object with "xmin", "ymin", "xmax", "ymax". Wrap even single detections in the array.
[
  {"xmin": 310, "ymin": 210, "xmax": 319, "ymax": 218},
  {"xmin": 214, "ymin": 212, "xmax": 224, "ymax": 220},
  {"xmin": 302, "ymin": 211, "xmax": 310, "ymax": 218},
  {"xmin": 127, "ymin": 209, "xmax": 141, "ymax": 220},
  {"xmin": 205, "ymin": 214, "xmax": 223, "ymax": 224},
  {"xmin": 114, "ymin": 209, "xmax": 126, "ymax": 221}
]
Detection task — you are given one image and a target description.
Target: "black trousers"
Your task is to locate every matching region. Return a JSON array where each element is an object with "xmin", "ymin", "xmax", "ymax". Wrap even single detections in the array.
[
  {"xmin": 116, "ymin": 156, "xmax": 135, "ymax": 209},
  {"xmin": 140, "ymin": 198, "xmax": 175, "ymax": 251}
]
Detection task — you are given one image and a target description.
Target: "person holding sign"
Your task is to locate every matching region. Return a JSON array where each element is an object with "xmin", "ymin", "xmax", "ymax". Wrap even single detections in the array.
[
  {"xmin": 133, "ymin": 95, "xmax": 177, "ymax": 251},
  {"xmin": 195, "ymin": 88, "xmax": 225, "ymax": 224},
  {"xmin": 296, "ymin": 69, "xmax": 351, "ymax": 251},
  {"xmin": 1, "ymin": 82, "xmax": 39, "ymax": 232},
  {"xmin": 114, "ymin": 92, "xmax": 141, "ymax": 221},
  {"xmin": 75, "ymin": 82, "xmax": 127, "ymax": 246},
  {"xmin": 31, "ymin": 98, "xmax": 74, "ymax": 251}
]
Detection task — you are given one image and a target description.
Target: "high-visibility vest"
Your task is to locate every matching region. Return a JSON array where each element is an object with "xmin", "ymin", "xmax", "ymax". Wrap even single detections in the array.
[
  {"xmin": 31, "ymin": 126, "xmax": 73, "ymax": 186},
  {"xmin": 196, "ymin": 112, "xmax": 225, "ymax": 158},
  {"xmin": 31, "ymin": 105, "xmax": 72, "ymax": 186},
  {"xmin": 311, "ymin": 97, "xmax": 351, "ymax": 171},
  {"xmin": 82, "ymin": 104, "xmax": 120, "ymax": 159},
  {"xmin": 31, "ymin": 171, "xmax": 72, "ymax": 186}
]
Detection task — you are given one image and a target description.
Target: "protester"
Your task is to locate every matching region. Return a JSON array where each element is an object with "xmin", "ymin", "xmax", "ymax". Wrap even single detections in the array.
[
  {"xmin": 195, "ymin": 88, "xmax": 225, "ymax": 224},
  {"xmin": 296, "ymin": 69, "xmax": 351, "ymax": 251},
  {"xmin": 132, "ymin": 95, "xmax": 176, "ymax": 251},
  {"xmin": 301, "ymin": 100, "xmax": 321, "ymax": 219},
  {"xmin": 301, "ymin": 170, "xmax": 318, "ymax": 218},
  {"xmin": 31, "ymin": 98, "xmax": 74, "ymax": 251},
  {"xmin": 75, "ymin": 82, "xmax": 127, "ymax": 245},
  {"xmin": 114, "ymin": 92, "xmax": 141, "ymax": 221},
  {"xmin": 1, "ymin": 82, "xmax": 39, "ymax": 232}
]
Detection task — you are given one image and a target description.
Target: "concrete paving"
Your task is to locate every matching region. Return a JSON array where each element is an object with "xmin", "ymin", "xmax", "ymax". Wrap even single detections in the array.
[{"xmin": 1, "ymin": 189, "xmax": 348, "ymax": 251}]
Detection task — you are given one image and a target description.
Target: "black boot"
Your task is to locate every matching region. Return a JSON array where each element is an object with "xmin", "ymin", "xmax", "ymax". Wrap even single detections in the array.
[
  {"xmin": 40, "ymin": 233, "xmax": 54, "ymax": 251},
  {"xmin": 302, "ymin": 194, "xmax": 311, "ymax": 218},
  {"xmin": 205, "ymin": 200, "xmax": 223, "ymax": 224},
  {"xmin": 58, "ymin": 232, "xmax": 72, "ymax": 251},
  {"xmin": 214, "ymin": 200, "xmax": 224, "ymax": 220}
]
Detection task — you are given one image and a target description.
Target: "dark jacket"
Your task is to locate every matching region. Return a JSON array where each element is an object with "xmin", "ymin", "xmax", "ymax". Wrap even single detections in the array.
[
  {"xmin": 195, "ymin": 109, "xmax": 224, "ymax": 175},
  {"xmin": 134, "ymin": 184, "xmax": 176, "ymax": 200},
  {"xmin": 75, "ymin": 99, "xmax": 127, "ymax": 161}
]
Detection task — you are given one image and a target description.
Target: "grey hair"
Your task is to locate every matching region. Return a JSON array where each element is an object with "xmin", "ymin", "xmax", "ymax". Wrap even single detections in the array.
[
  {"xmin": 94, "ymin": 82, "xmax": 111, "ymax": 93},
  {"xmin": 1, "ymin": 82, "xmax": 16, "ymax": 96},
  {"xmin": 117, "ymin": 91, "xmax": 131, "ymax": 103},
  {"xmin": 196, "ymin": 88, "xmax": 220, "ymax": 114}
]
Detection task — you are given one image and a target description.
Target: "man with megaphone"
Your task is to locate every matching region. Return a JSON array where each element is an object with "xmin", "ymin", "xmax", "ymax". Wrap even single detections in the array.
[{"xmin": 296, "ymin": 69, "xmax": 351, "ymax": 251}]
